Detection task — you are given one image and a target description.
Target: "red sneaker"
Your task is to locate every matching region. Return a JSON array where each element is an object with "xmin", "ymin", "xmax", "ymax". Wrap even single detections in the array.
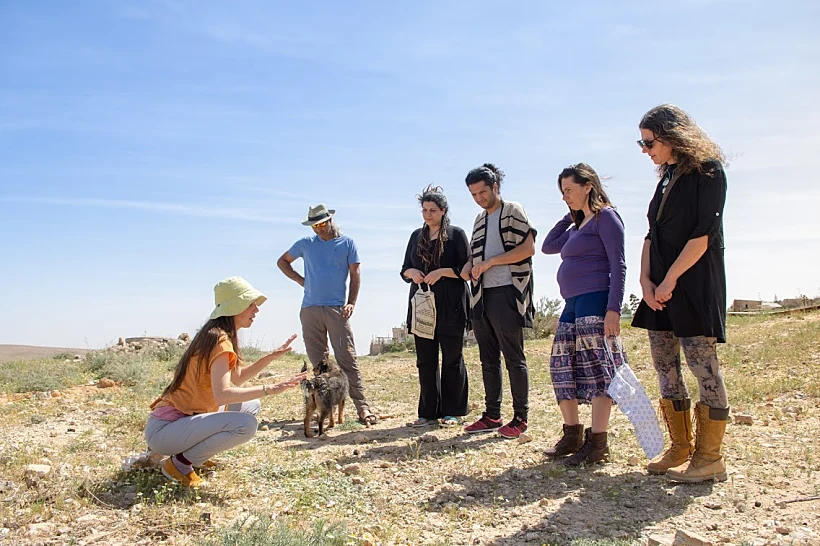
[
  {"xmin": 498, "ymin": 416, "xmax": 528, "ymax": 439},
  {"xmin": 463, "ymin": 413, "xmax": 503, "ymax": 434}
]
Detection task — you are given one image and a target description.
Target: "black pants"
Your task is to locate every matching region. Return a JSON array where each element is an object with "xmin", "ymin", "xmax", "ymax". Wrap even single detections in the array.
[
  {"xmin": 414, "ymin": 333, "xmax": 469, "ymax": 419},
  {"xmin": 473, "ymin": 286, "xmax": 529, "ymax": 421}
]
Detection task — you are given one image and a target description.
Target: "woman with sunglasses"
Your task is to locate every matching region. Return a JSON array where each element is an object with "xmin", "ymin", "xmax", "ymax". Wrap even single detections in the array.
[
  {"xmin": 541, "ymin": 164, "xmax": 628, "ymax": 466},
  {"xmin": 400, "ymin": 185, "xmax": 470, "ymax": 427},
  {"xmin": 632, "ymin": 104, "xmax": 730, "ymax": 483}
]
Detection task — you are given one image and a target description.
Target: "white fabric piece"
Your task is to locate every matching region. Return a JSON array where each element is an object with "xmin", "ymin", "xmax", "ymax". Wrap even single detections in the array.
[
  {"xmin": 410, "ymin": 285, "xmax": 436, "ymax": 340},
  {"xmin": 607, "ymin": 361, "xmax": 664, "ymax": 459}
]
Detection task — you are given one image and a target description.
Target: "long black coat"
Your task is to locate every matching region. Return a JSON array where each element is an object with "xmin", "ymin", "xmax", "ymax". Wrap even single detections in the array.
[
  {"xmin": 400, "ymin": 225, "xmax": 470, "ymax": 337},
  {"xmin": 632, "ymin": 159, "xmax": 728, "ymax": 342}
]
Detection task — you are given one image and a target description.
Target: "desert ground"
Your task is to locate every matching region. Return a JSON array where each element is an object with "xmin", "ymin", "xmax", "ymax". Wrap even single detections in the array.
[{"xmin": 0, "ymin": 312, "xmax": 818, "ymax": 546}]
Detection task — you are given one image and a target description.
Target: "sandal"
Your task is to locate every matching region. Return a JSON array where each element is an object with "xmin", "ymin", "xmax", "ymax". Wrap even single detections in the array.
[
  {"xmin": 440, "ymin": 416, "xmax": 459, "ymax": 426},
  {"xmin": 359, "ymin": 411, "xmax": 379, "ymax": 426},
  {"xmin": 410, "ymin": 417, "xmax": 436, "ymax": 428}
]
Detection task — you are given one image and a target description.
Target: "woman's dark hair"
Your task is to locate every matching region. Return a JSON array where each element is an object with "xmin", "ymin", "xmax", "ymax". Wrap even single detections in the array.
[
  {"xmin": 161, "ymin": 315, "xmax": 241, "ymax": 397},
  {"xmin": 557, "ymin": 163, "xmax": 614, "ymax": 228},
  {"xmin": 465, "ymin": 163, "xmax": 505, "ymax": 190},
  {"xmin": 416, "ymin": 184, "xmax": 450, "ymax": 271},
  {"xmin": 639, "ymin": 104, "xmax": 726, "ymax": 178}
]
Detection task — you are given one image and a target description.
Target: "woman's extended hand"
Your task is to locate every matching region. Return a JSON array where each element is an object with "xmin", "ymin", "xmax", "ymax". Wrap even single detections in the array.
[
  {"xmin": 405, "ymin": 268, "xmax": 425, "ymax": 284},
  {"xmin": 269, "ymin": 334, "xmax": 297, "ymax": 359},
  {"xmin": 266, "ymin": 371, "xmax": 308, "ymax": 395},
  {"xmin": 641, "ymin": 280, "xmax": 666, "ymax": 311},
  {"xmin": 604, "ymin": 310, "xmax": 621, "ymax": 338}
]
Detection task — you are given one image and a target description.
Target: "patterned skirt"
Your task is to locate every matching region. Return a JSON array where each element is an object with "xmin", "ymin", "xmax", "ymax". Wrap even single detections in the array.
[{"xmin": 549, "ymin": 316, "xmax": 628, "ymax": 403}]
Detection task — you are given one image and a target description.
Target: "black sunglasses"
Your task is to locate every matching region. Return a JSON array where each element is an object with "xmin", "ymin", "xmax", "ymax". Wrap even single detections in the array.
[{"xmin": 637, "ymin": 138, "xmax": 657, "ymax": 149}]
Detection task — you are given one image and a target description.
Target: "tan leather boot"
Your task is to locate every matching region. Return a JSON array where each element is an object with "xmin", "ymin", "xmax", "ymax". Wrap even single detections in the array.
[
  {"xmin": 647, "ymin": 398, "xmax": 695, "ymax": 475},
  {"xmin": 666, "ymin": 403, "xmax": 729, "ymax": 483}
]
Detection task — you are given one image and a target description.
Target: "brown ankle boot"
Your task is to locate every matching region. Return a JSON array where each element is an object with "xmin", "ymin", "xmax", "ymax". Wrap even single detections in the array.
[
  {"xmin": 545, "ymin": 424, "xmax": 585, "ymax": 459},
  {"xmin": 563, "ymin": 428, "xmax": 609, "ymax": 467},
  {"xmin": 647, "ymin": 398, "xmax": 695, "ymax": 475},
  {"xmin": 666, "ymin": 403, "xmax": 729, "ymax": 483}
]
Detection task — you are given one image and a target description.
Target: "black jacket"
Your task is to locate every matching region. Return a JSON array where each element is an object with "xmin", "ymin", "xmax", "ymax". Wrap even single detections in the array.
[
  {"xmin": 632, "ymin": 160, "xmax": 728, "ymax": 342},
  {"xmin": 400, "ymin": 225, "xmax": 471, "ymax": 337}
]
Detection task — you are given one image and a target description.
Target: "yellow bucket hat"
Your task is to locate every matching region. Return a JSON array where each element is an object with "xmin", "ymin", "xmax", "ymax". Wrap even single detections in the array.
[{"xmin": 210, "ymin": 276, "xmax": 268, "ymax": 320}]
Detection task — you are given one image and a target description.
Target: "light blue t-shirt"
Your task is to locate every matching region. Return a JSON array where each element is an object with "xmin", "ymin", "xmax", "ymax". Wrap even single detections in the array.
[{"xmin": 288, "ymin": 235, "xmax": 360, "ymax": 308}]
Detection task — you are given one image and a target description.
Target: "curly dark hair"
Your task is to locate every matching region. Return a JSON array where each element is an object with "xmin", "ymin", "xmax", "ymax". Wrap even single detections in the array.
[
  {"xmin": 465, "ymin": 163, "xmax": 505, "ymax": 190},
  {"xmin": 557, "ymin": 163, "xmax": 614, "ymax": 228},
  {"xmin": 416, "ymin": 184, "xmax": 450, "ymax": 272},
  {"xmin": 639, "ymin": 104, "xmax": 726, "ymax": 178}
]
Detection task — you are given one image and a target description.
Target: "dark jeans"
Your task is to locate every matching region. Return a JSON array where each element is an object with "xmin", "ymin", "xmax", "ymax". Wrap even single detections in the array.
[
  {"xmin": 414, "ymin": 333, "xmax": 469, "ymax": 419},
  {"xmin": 473, "ymin": 286, "xmax": 529, "ymax": 421}
]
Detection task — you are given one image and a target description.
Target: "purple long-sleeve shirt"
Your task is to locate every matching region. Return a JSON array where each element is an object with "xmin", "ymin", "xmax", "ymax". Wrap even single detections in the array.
[{"xmin": 541, "ymin": 208, "xmax": 626, "ymax": 314}]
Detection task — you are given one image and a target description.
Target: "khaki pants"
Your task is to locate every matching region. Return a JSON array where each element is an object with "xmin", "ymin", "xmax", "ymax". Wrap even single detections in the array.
[{"xmin": 300, "ymin": 306, "xmax": 370, "ymax": 416}]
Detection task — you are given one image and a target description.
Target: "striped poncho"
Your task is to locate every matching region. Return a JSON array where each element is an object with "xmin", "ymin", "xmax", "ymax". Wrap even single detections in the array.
[{"xmin": 468, "ymin": 200, "xmax": 537, "ymax": 327}]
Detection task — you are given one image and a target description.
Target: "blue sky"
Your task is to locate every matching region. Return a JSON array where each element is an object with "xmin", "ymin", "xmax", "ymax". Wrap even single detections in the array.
[{"xmin": 2, "ymin": 1, "xmax": 818, "ymax": 352}]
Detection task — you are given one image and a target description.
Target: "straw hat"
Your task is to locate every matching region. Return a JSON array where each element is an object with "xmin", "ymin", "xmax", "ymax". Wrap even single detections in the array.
[
  {"xmin": 210, "ymin": 276, "xmax": 267, "ymax": 319},
  {"xmin": 301, "ymin": 203, "xmax": 336, "ymax": 226}
]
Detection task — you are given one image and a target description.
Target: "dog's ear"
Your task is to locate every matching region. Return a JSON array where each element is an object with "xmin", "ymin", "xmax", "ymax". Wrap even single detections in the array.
[{"xmin": 301, "ymin": 360, "xmax": 308, "ymax": 373}]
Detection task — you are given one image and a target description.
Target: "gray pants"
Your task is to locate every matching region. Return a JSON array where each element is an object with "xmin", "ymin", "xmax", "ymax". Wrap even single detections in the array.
[
  {"xmin": 648, "ymin": 331, "xmax": 729, "ymax": 409},
  {"xmin": 144, "ymin": 400, "xmax": 260, "ymax": 466},
  {"xmin": 300, "ymin": 306, "xmax": 369, "ymax": 415}
]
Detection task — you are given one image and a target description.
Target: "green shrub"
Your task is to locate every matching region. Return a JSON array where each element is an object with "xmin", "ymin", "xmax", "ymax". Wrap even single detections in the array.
[
  {"xmin": 0, "ymin": 359, "xmax": 90, "ymax": 393},
  {"xmin": 83, "ymin": 351, "xmax": 153, "ymax": 386},
  {"xmin": 199, "ymin": 514, "xmax": 351, "ymax": 546},
  {"xmin": 382, "ymin": 338, "xmax": 415, "ymax": 353},
  {"xmin": 525, "ymin": 295, "xmax": 562, "ymax": 340}
]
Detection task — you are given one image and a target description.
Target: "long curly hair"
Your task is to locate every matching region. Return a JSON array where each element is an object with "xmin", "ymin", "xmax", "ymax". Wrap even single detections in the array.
[
  {"xmin": 639, "ymin": 104, "xmax": 726, "ymax": 178},
  {"xmin": 416, "ymin": 185, "xmax": 450, "ymax": 272},
  {"xmin": 557, "ymin": 163, "xmax": 614, "ymax": 228}
]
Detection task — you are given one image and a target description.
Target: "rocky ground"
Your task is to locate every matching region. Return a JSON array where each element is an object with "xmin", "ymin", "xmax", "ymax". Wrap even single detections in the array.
[{"xmin": 0, "ymin": 313, "xmax": 818, "ymax": 545}]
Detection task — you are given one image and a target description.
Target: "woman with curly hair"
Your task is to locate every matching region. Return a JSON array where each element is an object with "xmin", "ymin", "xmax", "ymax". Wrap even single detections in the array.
[
  {"xmin": 401, "ymin": 185, "xmax": 471, "ymax": 427},
  {"xmin": 632, "ymin": 104, "xmax": 730, "ymax": 482}
]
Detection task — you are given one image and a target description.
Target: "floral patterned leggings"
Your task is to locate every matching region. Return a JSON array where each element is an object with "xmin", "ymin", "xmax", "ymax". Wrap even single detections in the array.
[{"xmin": 648, "ymin": 330, "xmax": 728, "ymax": 409}]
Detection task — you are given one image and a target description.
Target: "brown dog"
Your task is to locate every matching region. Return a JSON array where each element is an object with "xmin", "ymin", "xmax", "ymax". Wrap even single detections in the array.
[{"xmin": 301, "ymin": 358, "xmax": 349, "ymax": 438}]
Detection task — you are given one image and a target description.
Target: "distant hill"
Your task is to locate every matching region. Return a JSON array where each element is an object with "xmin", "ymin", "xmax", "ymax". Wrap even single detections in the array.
[{"xmin": 0, "ymin": 344, "xmax": 89, "ymax": 363}]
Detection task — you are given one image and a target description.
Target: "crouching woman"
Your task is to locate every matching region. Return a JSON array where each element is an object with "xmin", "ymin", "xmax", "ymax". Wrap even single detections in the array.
[{"xmin": 145, "ymin": 276, "xmax": 307, "ymax": 487}]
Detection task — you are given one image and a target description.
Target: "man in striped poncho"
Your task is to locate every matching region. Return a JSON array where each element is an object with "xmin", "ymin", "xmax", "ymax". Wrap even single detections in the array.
[{"xmin": 460, "ymin": 164, "xmax": 537, "ymax": 439}]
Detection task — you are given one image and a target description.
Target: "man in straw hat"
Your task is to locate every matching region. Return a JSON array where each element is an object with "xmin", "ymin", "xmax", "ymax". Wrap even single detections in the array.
[{"xmin": 277, "ymin": 204, "xmax": 377, "ymax": 425}]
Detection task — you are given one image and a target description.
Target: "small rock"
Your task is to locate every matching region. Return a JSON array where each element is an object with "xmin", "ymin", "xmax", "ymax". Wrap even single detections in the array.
[
  {"xmin": 34, "ymin": 391, "xmax": 51, "ymax": 399},
  {"xmin": 733, "ymin": 414, "xmax": 753, "ymax": 425},
  {"xmin": 627, "ymin": 455, "xmax": 640, "ymax": 466},
  {"xmin": 704, "ymin": 501, "xmax": 723, "ymax": 509},
  {"xmin": 420, "ymin": 433, "xmax": 438, "ymax": 443},
  {"xmin": 775, "ymin": 527, "xmax": 790, "ymax": 535},
  {"xmin": 342, "ymin": 463, "xmax": 361, "ymax": 475},
  {"xmin": 517, "ymin": 433, "xmax": 532, "ymax": 444},
  {"xmin": 258, "ymin": 424, "xmax": 269, "ymax": 431},
  {"xmin": 27, "ymin": 522, "xmax": 56, "ymax": 536},
  {"xmin": 73, "ymin": 354, "xmax": 82, "ymax": 361},
  {"xmin": 672, "ymin": 529, "xmax": 714, "ymax": 546},
  {"xmin": 378, "ymin": 461, "xmax": 391, "ymax": 468},
  {"xmin": 353, "ymin": 434, "xmax": 369, "ymax": 444},
  {"xmin": 25, "ymin": 464, "xmax": 51, "ymax": 479},
  {"xmin": 352, "ymin": 477, "xmax": 365, "ymax": 485},
  {"xmin": 97, "ymin": 378, "xmax": 116, "ymax": 389},
  {"xmin": 754, "ymin": 500, "xmax": 762, "ymax": 507}
]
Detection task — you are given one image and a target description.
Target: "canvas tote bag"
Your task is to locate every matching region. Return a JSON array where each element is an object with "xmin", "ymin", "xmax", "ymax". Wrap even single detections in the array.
[{"xmin": 410, "ymin": 284, "xmax": 436, "ymax": 340}]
